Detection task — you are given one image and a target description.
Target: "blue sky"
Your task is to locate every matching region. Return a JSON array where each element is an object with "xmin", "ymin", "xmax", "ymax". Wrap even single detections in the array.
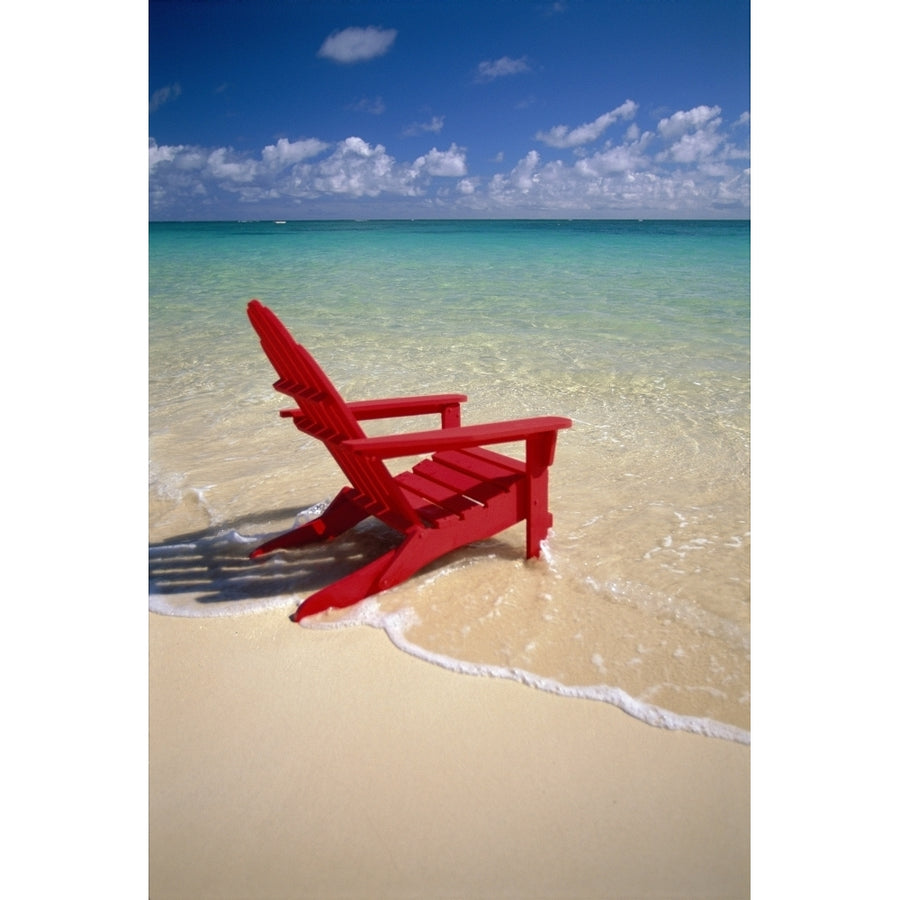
[{"xmin": 149, "ymin": 0, "xmax": 749, "ymax": 220}]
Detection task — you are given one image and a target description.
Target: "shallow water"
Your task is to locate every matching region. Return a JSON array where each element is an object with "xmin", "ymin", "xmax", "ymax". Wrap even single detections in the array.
[{"xmin": 149, "ymin": 219, "xmax": 750, "ymax": 742}]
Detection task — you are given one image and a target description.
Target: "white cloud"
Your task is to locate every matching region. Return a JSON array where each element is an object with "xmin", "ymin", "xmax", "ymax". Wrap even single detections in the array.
[
  {"xmin": 149, "ymin": 102, "xmax": 749, "ymax": 218},
  {"xmin": 575, "ymin": 141, "xmax": 646, "ymax": 177},
  {"xmin": 414, "ymin": 144, "xmax": 467, "ymax": 177},
  {"xmin": 476, "ymin": 56, "xmax": 530, "ymax": 82},
  {"xmin": 463, "ymin": 104, "xmax": 748, "ymax": 215},
  {"xmin": 206, "ymin": 148, "xmax": 257, "ymax": 183},
  {"xmin": 509, "ymin": 150, "xmax": 541, "ymax": 191},
  {"xmin": 310, "ymin": 138, "xmax": 402, "ymax": 196},
  {"xmin": 261, "ymin": 137, "xmax": 329, "ymax": 168},
  {"xmin": 662, "ymin": 129, "xmax": 723, "ymax": 164},
  {"xmin": 149, "ymin": 139, "xmax": 181, "ymax": 170},
  {"xmin": 536, "ymin": 100, "xmax": 638, "ymax": 148},
  {"xmin": 655, "ymin": 106, "xmax": 724, "ymax": 165},
  {"xmin": 317, "ymin": 26, "xmax": 397, "ymax": 63},
  {"xmin": 657, "ymin": 105, "xmax": 721, "ymax": 139}
]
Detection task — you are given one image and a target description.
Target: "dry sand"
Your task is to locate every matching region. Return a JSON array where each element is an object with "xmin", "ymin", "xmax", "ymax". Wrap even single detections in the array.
[{"xmin": 149, "ymin": 610, "xmax": 749, "ymax": 899}]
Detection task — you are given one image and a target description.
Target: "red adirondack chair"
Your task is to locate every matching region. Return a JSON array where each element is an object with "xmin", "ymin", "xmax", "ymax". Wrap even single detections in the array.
[{"xmin": 246, "ymin": 299, "xmax": 572, "ymax": 622}]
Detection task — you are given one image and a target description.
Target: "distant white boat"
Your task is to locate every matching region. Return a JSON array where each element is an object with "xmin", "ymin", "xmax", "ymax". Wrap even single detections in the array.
[{"xmin": 274, "ymin": 220, "xmax": 286, "ymax": 225}]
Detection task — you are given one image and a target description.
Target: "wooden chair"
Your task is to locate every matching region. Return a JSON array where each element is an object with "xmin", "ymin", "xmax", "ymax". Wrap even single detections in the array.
[{"xmin": 246, "ymin": 299, "xmax": 572, "ymax": 621}]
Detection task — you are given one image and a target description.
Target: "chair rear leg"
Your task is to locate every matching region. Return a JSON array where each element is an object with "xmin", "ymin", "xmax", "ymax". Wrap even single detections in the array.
[
  {"xmin": 250, "ymin": 487, "xmax": 368, "ymax": 559},
  {"xmin": 291, "ymin": 506, "xmax": 519, "ymax": 622},
  {"xmin": 289, "ymin": 542, "xmax": 399, "ymax": 621},
  {"xmin": 290, "ymin": 528, "xmax": 436, "ymax": 622}
]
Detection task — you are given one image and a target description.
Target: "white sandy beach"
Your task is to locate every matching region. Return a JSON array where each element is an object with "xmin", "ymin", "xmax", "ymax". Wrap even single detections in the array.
[{"xmin": 149, "ymin": 609, "xmax": 749, "ymax": 899}]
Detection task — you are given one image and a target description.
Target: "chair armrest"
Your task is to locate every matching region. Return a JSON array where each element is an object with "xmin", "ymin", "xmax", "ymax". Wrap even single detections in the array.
[
  {"xmin": 277, "ymin": 392, "xmax": 467, "ymax": 424},
  {"xmin": 343, "ymin": 416, "xmax": 572, "ymax": 459},
  {"xmin": 346, "ymin": 393, "xmax": 468, "ymax": 421}
]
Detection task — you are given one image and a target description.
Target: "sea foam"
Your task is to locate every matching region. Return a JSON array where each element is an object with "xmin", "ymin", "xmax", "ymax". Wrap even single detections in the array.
[{"xmin": 308, "ymin": 596, "xmax": 750, "ymax": 745}]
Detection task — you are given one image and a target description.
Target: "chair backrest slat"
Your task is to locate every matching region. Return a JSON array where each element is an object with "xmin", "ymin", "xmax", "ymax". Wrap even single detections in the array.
[{"xmin": 248, "ymin": 300, "xmax": 421, "ymax": 527}]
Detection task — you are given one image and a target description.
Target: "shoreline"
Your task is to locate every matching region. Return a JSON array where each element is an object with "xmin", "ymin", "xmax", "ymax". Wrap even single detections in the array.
[
  {"xmin": 150, "ymin": 609, "xmax": 750, "ymax": 898},
  {"xmin": 325, "ymin": 599, "xmax": 751, "ymax": 745}
]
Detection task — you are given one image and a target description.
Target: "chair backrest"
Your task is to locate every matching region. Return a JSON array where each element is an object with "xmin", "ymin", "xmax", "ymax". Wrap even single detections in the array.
[{"xmin": 247, "ymin": 300, "xmax": 422, "ymax": 526}]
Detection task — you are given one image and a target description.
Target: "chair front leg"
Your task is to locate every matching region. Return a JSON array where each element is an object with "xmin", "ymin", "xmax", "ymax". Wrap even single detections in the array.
[
  {"xmin": 524, "ymin": 431, "xmax": 558, "ymax": 559},
  {"xmin": 250, "ymin": 487, "xmax": 368, "ymax": 559}
]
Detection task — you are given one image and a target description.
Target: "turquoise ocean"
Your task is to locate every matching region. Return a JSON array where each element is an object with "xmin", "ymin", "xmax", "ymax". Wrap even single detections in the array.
[{"xmin": 149, "ymin": 219, "xmax": 750, "ymax": 743}]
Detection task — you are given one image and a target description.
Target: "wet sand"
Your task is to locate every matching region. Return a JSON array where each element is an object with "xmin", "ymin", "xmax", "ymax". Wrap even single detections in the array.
[{"xmin": 149, "ymin": 610, "xmax": 749, "ymax": 899}]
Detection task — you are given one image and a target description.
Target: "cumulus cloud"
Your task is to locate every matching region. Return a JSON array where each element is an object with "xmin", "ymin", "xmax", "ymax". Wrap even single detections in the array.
[
  {"xmin": 317, "ymin": 26, "xmax": 397, "ymax": 63},
  {"xmin": 149, "ymin": 102, "xmax": 749, "ymax": 218},
  {"xmin": 150, "ymin": 135, "xmax": 455, "ymax": 212},
  {"xmin": 480, "ymin": 103, "xmax": 746, "ymax": 215},
  {"xmin": 206, "ymin": 147, "xmax": 257, "ymax": 183},
  {"xmin": 575, "ymin": 139, "xmax": 649, "ymax": 177},
  {"xmin": 261, "ymin": 137, "xmax": 329, "ymax": 168},
  {"xmin": 657, "ymin": 105, "xmax": 721, "ymax": 139},
  {"xmin": 536, "ymin": 100, "xmax": 638, "ymax": 148},
  {"xmin": 149, "ymin": 140, "xmax": 181, "ymax": 170},
  {"xmin": 662, "ymin": 129, "xmax": 723, "ymax": 164},
  {"xmin": 311, "ymin": 138, "xmax": 395, "ymax": 195},
  {"xmin": 476, "ymin": 56, "xmax": 530, "ymax": 82},
  {"xmin": 655, "ymin": 106, "xmax": 725, "ymax": 164},
  {"xmin": 509, "ymin": 150, "xmax": 541, "ymax": 192},
  {"xmin": 413, "ymin": 144, "xmax": 467, "ymax": 177}
]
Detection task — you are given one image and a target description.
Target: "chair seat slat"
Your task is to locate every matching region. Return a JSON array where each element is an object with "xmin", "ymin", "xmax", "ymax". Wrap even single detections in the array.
[{"xmin": 395, "ymin": 472, "xmax": 481, "ymax": 517}]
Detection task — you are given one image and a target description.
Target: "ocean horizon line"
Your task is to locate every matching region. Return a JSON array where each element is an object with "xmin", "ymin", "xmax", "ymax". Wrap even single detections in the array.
[{"xmin": 149, "ymin": 216, "xmax": 750, "ymax": 225}]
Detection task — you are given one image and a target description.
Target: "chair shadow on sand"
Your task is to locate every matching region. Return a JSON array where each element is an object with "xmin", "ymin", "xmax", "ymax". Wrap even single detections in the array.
[{"xmin": 149, "ymin": 502, "xmax": 521, "ymax": 615}]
